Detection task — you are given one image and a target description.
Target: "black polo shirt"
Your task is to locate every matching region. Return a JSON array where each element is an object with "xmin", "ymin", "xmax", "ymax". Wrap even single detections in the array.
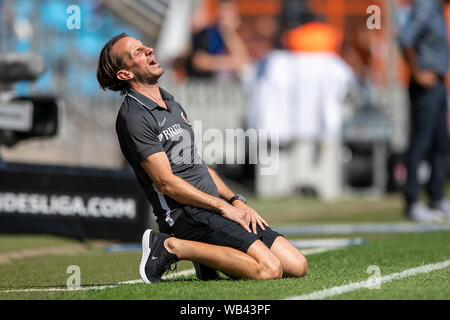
[{"xmin": 115, "ymin": 87, "xmax": 218, "ymax": 226}]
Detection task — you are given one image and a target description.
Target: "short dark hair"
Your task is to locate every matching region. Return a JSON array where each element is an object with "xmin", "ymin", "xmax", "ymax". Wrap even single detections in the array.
[{"xmin": 97, "ymin": 33, "xmax": 130, "ymax": 95}]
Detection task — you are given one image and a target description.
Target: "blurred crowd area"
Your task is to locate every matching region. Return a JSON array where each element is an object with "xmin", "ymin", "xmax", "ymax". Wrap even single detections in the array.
[
  {"xmin": 3, "ymin": 0, "xmax": 448, "ymax": 97},
  {"xmin": 0, "ymin": 0, "xmax": 143, "ymax": 97},
  {"xmin": 0, "ymin": 0, "xmax": 449, "ymax": 197},
  {"xmin": 168, "ymin": 0, "xmax": 395, "ymax": 86},
  {"xmin": 170, "ymin": 0, "xmax": 450, "ymax": 87}
]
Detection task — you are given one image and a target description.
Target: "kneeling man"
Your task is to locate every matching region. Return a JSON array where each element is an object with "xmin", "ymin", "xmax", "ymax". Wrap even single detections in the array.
[{"xmin": 96, "ymin": 34, "xmax": 308, "ymax": 283}]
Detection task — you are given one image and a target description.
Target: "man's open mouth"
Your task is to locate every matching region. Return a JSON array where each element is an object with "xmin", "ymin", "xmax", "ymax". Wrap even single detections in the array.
[{"xmin": 148, "ymin": 58, "xmax": 158, "ymax": 66}]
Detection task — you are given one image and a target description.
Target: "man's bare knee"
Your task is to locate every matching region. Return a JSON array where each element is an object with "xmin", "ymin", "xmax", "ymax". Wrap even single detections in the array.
[
  {"xmin": 255, "ymin": 256, "xmax": 283, "ymax": 280},
  {"xmin": 270, "ymin": 236, "xmax": 308, "ymax": 278},
  {"xmin": 295, "ymin": 255, "xmax": 308, "ymax": 277},
  {"xmin": 248, "ymin": 240, "xmax": 283, "ymax": 280},
  {"xmin": 265, "ymin": 259, "xmax": 283, "ymax": 279}
]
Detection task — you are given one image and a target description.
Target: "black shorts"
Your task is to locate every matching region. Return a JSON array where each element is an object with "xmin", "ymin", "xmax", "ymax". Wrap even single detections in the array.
[{"xmin": 159, "ymin": 206, "xmax": 282, "ymax": 253}]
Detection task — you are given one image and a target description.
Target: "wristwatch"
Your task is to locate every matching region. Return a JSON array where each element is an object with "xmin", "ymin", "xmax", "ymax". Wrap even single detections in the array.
[{"xmin": 228, "ymin": 194, "xmax": 247, "ymax": 204}]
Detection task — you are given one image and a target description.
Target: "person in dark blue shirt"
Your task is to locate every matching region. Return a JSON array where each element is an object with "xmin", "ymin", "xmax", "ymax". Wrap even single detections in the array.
[
  {"xmin": 398, "ymin": 0, "xmax": 450, "ymax": 221},
  {"xmin": 184, "ymin": 0, "xmax": 249, "ymax": 80}
]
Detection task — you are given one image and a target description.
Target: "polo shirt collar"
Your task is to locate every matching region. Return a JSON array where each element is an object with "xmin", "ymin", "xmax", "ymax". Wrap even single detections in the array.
[{"xmin": 126, "ymin": 87, "xmax": 174, "ymax": 111}]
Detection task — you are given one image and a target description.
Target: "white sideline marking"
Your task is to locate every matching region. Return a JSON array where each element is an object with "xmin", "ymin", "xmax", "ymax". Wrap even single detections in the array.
[
  {"xmin": 120, "ymin": 268, "xmax": 196, "ymax": 284},
  {"xmin": 0, "ymin": 284, "xmax": 118, "ymax": 293},
  {"xmin": 0, "ymin": 247, "xmax": 338, "ymax": 294},
  {"xmin": 275, "ymin": 222, "xmax": 450, "ymax": 236},
  {"xmin": 291, "ymin": 238, "xmax": 367, "ymax": 249},
  {"xmin": 0, "ymin": 269, "xmax": 196, "ymax": 294},
  {"xmin": 285, "ymin": 259, "xmax": 450, "ymax": 300},
  {"xmin": 301, "ymin": 247, "xmax": 343, "ymax": 255}
]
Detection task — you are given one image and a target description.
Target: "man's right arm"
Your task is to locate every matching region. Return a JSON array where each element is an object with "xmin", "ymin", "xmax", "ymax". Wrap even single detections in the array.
[
  {"xmin": 402, "ymin": 48, "xmax": 438, "ymax": 88},
  {"xmin": 141, "ymin": 151, "xmax": 253, "ymax": 233}
]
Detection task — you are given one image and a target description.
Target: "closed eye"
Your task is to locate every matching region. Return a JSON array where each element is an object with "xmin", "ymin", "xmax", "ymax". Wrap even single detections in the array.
[{"xmin": 134, "ymin": 46, "xmax": 144, "ymax": 57}]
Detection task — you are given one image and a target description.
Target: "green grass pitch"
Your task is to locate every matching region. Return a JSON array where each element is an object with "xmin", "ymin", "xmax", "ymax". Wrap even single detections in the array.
[{"xmin": 0, "ymin": 193, "xmax": 449, "ymax": 300}]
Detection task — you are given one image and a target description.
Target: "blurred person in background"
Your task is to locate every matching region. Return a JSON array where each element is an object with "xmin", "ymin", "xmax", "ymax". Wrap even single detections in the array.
[
  {"xmin": 184, "ymin": 0, "xmax": 249, "ymax": 81},
  {"xmin": 286, "ymin": 21, "xmax": 354, "ymax": 200},
  {"xmin": 398, "ymin": 0, "xmax": 450, "ymax": 221},
  {"xmin": 243, "ymin": 13, "xmax": 354, "ymax": 199}
]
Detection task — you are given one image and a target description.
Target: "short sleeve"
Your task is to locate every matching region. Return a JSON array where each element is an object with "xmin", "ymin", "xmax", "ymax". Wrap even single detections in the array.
[{"xmin": 125, "ymin": 114, "xmax": 164, "ymax": 164}]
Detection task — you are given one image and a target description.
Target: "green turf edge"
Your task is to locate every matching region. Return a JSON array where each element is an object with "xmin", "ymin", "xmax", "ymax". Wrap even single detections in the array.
[{"xmin": 0, "ymin": 231, "xmax": 446, "ymax": 300}]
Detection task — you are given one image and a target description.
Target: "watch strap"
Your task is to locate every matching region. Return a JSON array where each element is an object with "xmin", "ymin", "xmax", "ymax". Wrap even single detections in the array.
[{"xmin": 228, "ymin": 194, "xmax": 246, "ymax": 204}]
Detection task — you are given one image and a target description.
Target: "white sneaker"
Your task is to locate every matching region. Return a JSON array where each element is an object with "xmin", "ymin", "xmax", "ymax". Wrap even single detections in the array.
[
  {"xmin": 407, "ymin": 203, "xmax": 444, "ymax": 222},
  {"xmin": 432, "ymin": 199, "xmax": 450, "ymax": 219}
]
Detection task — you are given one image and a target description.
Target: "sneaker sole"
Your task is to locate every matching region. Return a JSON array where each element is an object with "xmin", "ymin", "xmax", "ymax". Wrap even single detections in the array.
[
  {"xmin": 193, "ymin": 262, "xmax": 221, "ymax": 281},
  {"xmin": 139, "ymin": 229, "xmax": 152, "ymax": 284}
]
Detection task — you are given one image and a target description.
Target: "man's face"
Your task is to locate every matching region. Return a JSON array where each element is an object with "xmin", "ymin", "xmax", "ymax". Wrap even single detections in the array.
[{"xmin": 112, "ymin": 36, "xmax": 164, "ymax": 86}]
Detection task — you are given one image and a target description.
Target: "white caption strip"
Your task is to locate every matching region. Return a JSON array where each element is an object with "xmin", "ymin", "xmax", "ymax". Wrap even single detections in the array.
[{"xmin": 285, "ymin": 259, "xmax": 450, "ymax": 300}]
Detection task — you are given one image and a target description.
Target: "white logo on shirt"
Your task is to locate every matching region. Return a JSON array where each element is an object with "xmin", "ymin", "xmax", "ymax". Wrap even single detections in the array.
[
  {"xmin": 158, "ymin": 117, "xmax": 166, "ymax": 127},
  {"xmin": 160, "ymin": 124, "xmax": 183, "ymax": 142}
]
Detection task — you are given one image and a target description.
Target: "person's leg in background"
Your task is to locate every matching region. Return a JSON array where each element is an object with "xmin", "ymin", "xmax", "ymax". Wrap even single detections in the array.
[
  {"xmin": 404, "ymin": 81, "xmax": 442, "ymax": 220},
  {"xmin": 428, "ymin": 79, "xmax": 450, "ymax": 215}
]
